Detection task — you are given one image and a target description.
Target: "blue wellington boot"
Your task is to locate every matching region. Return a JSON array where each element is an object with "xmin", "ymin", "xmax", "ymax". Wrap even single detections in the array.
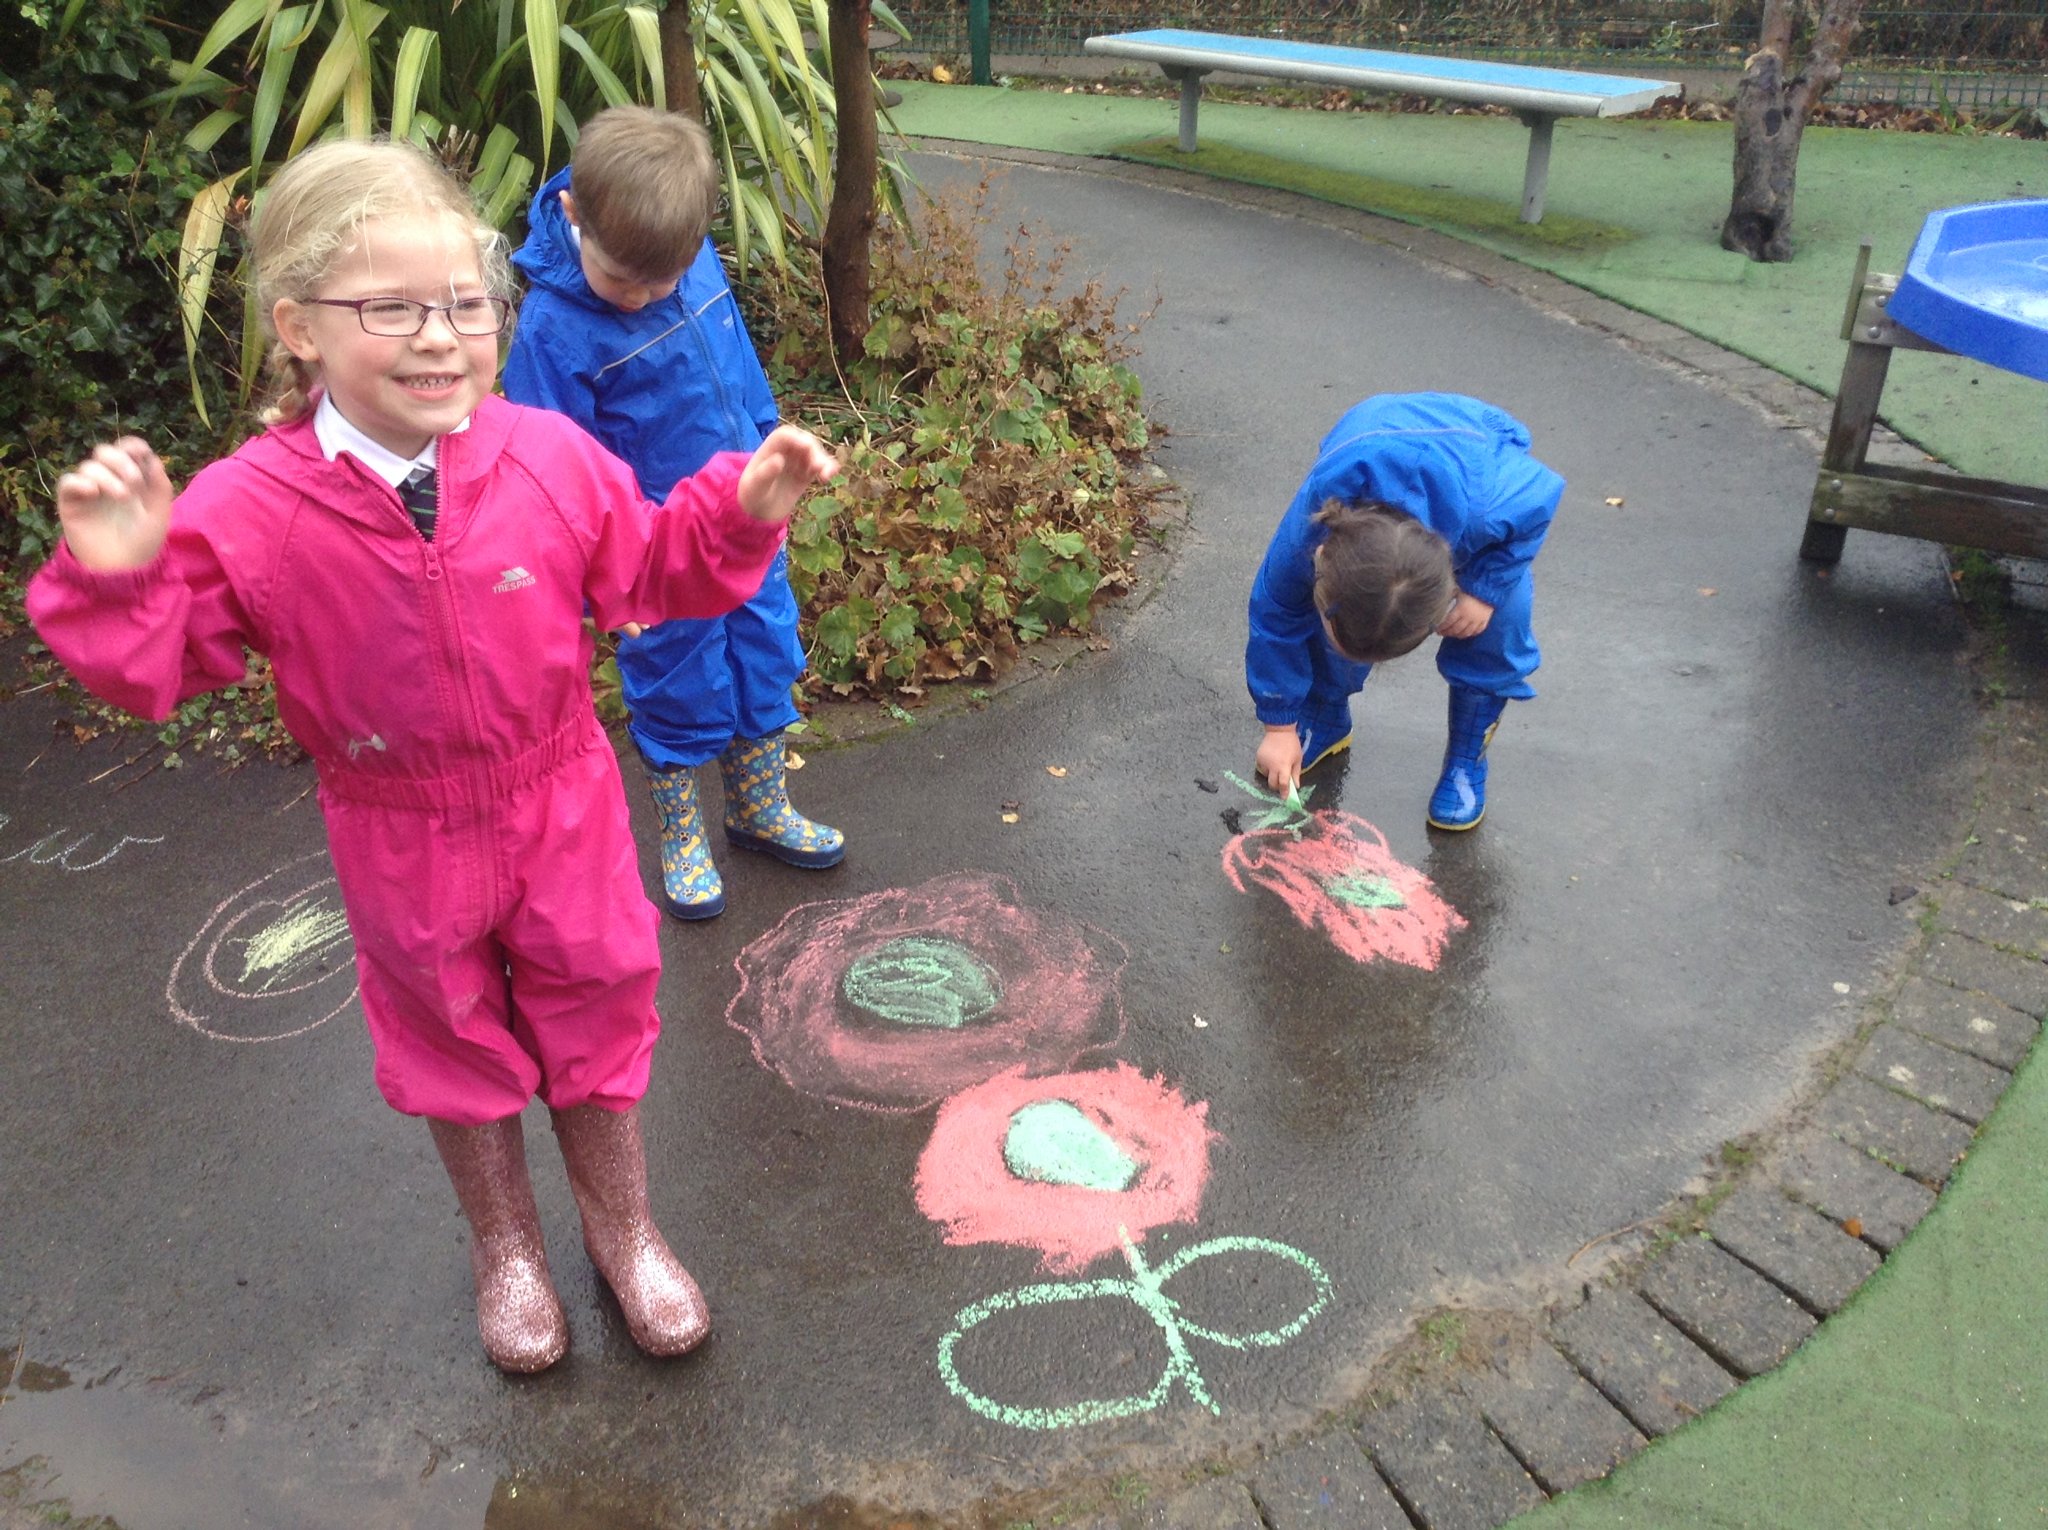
[
  {"xmin": 1298, "ymin": 702, "xmax": 1354, "ymax": 775},
  {"xmin": 648, "ymin": 767, "xmax": 725, "ymax": 920},
  {"xmin": 718, "ymin": 734, "xmax": 846, "ymax": 869},
  {"xmin": 1427, "ymin": 686, "xmax": 1508, "ymax": 831}
]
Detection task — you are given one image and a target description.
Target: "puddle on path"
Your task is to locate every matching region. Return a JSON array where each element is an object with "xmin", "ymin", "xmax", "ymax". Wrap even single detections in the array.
[{"xmin": 1, "ymin": 1360, "xmax": 492, "ymax": 1530}]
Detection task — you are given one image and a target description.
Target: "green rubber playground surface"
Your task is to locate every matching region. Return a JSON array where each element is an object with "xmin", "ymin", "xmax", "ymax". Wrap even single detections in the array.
[
  {"xmin": 1520, "ymin": 1040, "xmax": 2048, "ymax": 1529},
  {"xmin": 890, "ymin": 81, "xmax": 2048, "ymax": 488},
  {"xmin": 891, "ymin": 78, "xmax": 2048, "ymax": 1526}
]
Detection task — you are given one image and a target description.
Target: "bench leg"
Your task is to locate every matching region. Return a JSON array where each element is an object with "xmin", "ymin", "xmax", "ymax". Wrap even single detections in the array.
[
  {"xmin": 1518, "ymin": 112, "xmax": 1555, "ymax": 223},
  {"xmin": 1163, "ymin": 66, "xmax": 1209, "ymax": 152},
  {"xmin": 1804, "ymin": 339, "xmax": 1894, "ymax": 563}
]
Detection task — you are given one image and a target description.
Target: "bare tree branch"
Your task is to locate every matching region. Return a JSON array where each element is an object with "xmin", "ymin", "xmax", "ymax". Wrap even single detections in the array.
[
  {"xmin": 822, "ymin": 0, "xmax": 878, "ymax": 369},
  {"xmin": 660, "ymin": 0, "xmax": 702, "ymax": 120}
]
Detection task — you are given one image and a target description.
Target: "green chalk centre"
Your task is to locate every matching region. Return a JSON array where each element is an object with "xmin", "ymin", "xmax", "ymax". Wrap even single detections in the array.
[
  {"xmin": 1003, "ymin": 1100, "xmax": 1141, "ymax": 1190},
  {"xmin": 842, "ymin": 936, "xmax": 1005, "ymax": 1029},
  {"xmin": 1324, "ymin": 871, "xmax": 1405, "ymax": 909}
]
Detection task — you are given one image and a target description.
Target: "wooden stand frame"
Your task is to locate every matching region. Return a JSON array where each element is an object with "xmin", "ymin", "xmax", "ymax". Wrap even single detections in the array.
[{"xmin": 1803, "ymin": 243, "xmax": 2048, "ymax": 564}]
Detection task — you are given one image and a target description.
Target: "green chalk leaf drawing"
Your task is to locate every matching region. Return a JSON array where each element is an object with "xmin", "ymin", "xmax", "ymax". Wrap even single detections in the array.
[
  {"xmin": 937, "ymin": 1231, "xmax": 1333, "ymax": 1431},
  {"xmin": 1222, "ymin": 771, "xmax": 1314, "ymax": 834},
  {"xmin": 842, "ymin": 936, "xmax": 1006, "ymax": 1029},
  {"xmin": 1002, "ymin": 1100, "xmax": 1142, "ymax": 1191}
]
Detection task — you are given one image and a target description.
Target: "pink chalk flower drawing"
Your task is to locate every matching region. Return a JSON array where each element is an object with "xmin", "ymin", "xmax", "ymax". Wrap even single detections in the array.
[
  {"xmin": 725, "ymin": 871, "xmax": 1128, "ymax": 1112},
  {"xmin": 1221, "ymin": 776, "xmax": 1465, "ymax": 970},
  {"xmin": 914, "ymin": 1063, "xmax": 1218, "ymax": 1274}
]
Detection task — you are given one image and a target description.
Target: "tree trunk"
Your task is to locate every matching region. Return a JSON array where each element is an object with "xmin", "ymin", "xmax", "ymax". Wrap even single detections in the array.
[
  {"xmin": 660, "ymin": 0, "xmax": 702, "ymax": 120},
  {"xmin": 1721, "ymin": 47, "xmax": 1805, "ymax": 261},
  {"xmin": 1721, "ymin": 0, "xmax": 1864, "ymax": 261},
  {"xmin": 822, "ymin": 0, "xmax": 878, "ymax": 371}
]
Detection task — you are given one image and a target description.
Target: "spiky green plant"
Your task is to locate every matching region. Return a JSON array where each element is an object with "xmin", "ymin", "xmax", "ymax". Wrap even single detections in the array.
[{"xmin": 159, "ymin": 0, "xmax": 905, "ymax": 419}]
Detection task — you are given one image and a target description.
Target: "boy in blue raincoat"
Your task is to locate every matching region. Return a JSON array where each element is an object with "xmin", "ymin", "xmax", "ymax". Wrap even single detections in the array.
[
  {"xmin": 505, "ymin": 106, "xmax": 843, "ymax": 919},
  {"xmin": 1247, "ymin": 392, "xmax": 1564, "ymax": 830}
]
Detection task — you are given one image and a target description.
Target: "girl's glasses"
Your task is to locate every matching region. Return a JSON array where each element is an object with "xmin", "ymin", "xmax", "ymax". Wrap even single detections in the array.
[{"xmin": 305, "ymin": 295, "xmax": 511, "ymax": 337}]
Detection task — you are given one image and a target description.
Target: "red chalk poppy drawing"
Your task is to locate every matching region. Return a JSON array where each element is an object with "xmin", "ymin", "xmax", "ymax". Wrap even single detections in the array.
[
  {"xmin": 726, "ymin": 872, "xmax": 1128, "ymax": 1112},
  {"xmin": 1221, "ymin": 776, "xmax": 1464, "ymax": 970},
  {"xmin": 915, "ymin": 1063, "xmax": 1218, "ymax": 1273}
]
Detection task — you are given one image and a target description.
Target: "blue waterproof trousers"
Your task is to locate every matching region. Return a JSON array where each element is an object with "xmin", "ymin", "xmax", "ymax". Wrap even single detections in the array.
[{"xmin": 619, "ymin": 547, "xmax": 806, "ymax": 769}]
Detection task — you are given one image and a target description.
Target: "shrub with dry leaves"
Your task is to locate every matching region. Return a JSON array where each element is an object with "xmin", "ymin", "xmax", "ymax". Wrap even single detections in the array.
[{"xmin": 745, "ymin": 177, "xmax": 1165, "ymax": 702}]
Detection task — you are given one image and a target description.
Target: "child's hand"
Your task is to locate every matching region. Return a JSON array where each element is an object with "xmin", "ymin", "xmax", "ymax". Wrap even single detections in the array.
[
  {"xmin": 737, "ymin": 425, "xmax": 840, "ymax": 525},
  {"xmin": 55, "ymin": 438, "xmax": 175, "ymax": 572},
  {"xmin": 1438, "ymin": 591, "xmax": 1494, "ymax": 640},
  {"xmin": 1255, "ymin": 724, "xmax": 1304, "ymax": 797}
]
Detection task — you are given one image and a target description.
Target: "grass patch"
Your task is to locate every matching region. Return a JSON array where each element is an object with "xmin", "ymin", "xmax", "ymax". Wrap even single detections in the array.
[
  {"xmin": 1418, "ymin": 1310, "xmax": 1467, "ymax": 1363},
  {"xmin": 1106, "ymin": 135, "xmax": 1637, "ymax": 253}
]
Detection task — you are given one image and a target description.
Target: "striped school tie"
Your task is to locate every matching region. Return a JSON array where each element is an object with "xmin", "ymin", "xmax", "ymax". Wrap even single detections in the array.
[{"xmin": 399, "ymin": 464, "xmax": 438, "ymax": 541}]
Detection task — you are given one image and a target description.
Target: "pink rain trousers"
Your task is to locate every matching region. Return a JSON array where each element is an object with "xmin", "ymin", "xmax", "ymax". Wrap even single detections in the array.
[{"xmin": 323, "ymin": 713, "xmax": 661, "ymax": 1122}]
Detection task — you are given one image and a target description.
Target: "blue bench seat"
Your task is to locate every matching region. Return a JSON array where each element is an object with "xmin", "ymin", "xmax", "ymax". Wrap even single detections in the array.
[{"xmin": 1082, "ymin": 28, "xmax": 1681, "ymax": 222}]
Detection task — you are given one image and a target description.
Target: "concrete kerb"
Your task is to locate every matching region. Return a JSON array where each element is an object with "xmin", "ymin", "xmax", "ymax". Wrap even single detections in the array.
[{"xmin": 879, "ymin": 139, "xmax": 2046, "ymax": 1530}]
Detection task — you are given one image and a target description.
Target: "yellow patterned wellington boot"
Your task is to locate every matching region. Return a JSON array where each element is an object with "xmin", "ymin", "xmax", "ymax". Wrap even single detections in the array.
[
  {"xmin": 648, "ymin": 767, "xmax": 725, "ymax": 920},
  {"xmin": 717, "ymin": 734, "xmax": 846, "ymax": 868}
]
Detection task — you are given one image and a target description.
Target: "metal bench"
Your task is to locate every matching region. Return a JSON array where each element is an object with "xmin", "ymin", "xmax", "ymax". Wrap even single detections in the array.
[{"xmin": 1081, "ymin": 28, "xmax": 1681, "ymax": 223}]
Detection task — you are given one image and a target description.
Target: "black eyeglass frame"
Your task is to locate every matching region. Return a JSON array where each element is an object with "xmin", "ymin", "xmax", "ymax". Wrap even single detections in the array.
[{"xmin": 303, "ymin": 295, "xmax": 511, "ymax": 337}]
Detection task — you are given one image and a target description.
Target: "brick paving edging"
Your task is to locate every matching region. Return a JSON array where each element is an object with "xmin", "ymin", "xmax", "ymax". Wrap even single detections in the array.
[{"xmin": 905, "ymin": 142, "xmax": 2048, "ymax": 1530}]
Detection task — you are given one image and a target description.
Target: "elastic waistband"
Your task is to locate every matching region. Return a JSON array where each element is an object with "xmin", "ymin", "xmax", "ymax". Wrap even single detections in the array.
[{"xmin": 316, "ymin": 713, "xmax": 604, "ymax": 810}]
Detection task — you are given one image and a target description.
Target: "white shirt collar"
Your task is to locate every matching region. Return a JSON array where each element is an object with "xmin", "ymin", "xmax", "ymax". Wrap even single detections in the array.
[{"xmin": 311, "ymin": 392, "xmax": 466, "ymax": 487}]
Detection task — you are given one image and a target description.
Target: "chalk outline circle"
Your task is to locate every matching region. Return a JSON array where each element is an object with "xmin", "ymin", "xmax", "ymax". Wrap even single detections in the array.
[{"xmin": 167, "ymin": 852, "xmax": 358, "ymax": 1043}]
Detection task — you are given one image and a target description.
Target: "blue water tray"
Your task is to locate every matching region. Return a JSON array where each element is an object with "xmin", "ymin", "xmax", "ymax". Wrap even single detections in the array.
[{"xmin": 1887, "ymin": 199, "xmax": 2048, "ymax": 383}]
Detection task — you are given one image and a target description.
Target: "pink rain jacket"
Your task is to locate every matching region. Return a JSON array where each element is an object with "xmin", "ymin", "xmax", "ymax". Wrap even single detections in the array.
[{"xmin": 29, "ymin": 396, "xmax": 785, "ymax": 1122}]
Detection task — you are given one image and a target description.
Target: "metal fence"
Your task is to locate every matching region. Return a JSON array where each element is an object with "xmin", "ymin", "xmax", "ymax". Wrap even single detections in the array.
[{"xmin": 890, "ymin": 2, "xmax": 2048, "ymax": 109}]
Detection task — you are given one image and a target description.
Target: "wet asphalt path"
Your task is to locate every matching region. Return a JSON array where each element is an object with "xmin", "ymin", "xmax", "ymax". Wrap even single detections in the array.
[{"xmin": 0, "ymin": 153, "xmax": 1976, "ymax": 1527}]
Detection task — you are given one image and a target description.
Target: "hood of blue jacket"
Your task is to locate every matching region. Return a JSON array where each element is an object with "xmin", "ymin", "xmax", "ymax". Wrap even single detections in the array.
[{"xmin": 512, "ymin": 167, "xmax": 607, "ymax": 311}]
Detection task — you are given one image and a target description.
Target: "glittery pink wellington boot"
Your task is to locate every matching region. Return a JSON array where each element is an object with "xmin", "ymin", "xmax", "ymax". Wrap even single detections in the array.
[
  {"xmin": 427, "ymin": 1116, "xmax": 569, "ymax": 1374},
  {"xmin": 550, "ymin": 1104, "xmax": 710, "ymax": 1357}
]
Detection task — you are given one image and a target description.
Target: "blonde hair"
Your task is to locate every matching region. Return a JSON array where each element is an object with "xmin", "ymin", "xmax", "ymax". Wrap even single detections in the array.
[
  {"xmin": 252, "ymin": 139, "xmax": 510, "ymax": 425},
  {"xmin": 569, "ymin": 106, "xmax": 719, "ymax": 278}
]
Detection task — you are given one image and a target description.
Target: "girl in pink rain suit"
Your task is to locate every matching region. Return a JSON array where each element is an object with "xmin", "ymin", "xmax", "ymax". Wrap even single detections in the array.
[{"xmin": 29, "ymin": 139, "xmax": 838, "ymax": 1374}]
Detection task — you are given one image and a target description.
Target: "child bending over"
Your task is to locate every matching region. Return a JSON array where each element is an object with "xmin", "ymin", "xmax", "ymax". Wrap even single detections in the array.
[{"xmin": 1247, "ymin": 392, "xmax": 1564, "ymax": 830}]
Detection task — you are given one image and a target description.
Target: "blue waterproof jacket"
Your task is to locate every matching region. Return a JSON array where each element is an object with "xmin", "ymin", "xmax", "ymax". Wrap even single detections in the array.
[
  {"xmin": 503, "ymin": 168, "xmax": 803, "ymax": 767},
  {"xmin": 504, "ymin": 167, "xmax": 779, "ymax": 495},
  {"xmin": 1246, "ymin": 393, "xmax": 1564, "ymax": 726}
]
